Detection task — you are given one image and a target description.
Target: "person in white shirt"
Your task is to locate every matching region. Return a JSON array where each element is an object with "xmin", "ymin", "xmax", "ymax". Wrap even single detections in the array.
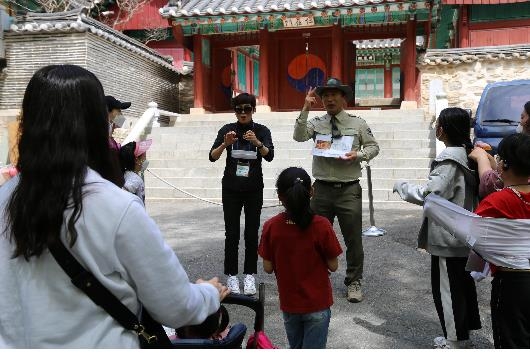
[{"xmin": 0, "ymin": 64, "xmax": 229, "ymax": 348}]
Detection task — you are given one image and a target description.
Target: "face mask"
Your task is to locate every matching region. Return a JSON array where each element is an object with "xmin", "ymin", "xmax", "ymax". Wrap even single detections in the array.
[
  {"xmin": 140, "ymin": 160, "xmax": 149, "ymax": 172},
  {"xmin": 113, "ymin": 114, "xmax": 126, "ymax": 128},
  {"xmin": 516, "ymin": 123, "xmax": 524, "ymax": 133},
  {"xmin": 231, "ymin": 150, "xmax": 257, "ymax": 160},
  {"xmin": 108, "ymin": 122, "xmax": 114, "ymax": 136}
]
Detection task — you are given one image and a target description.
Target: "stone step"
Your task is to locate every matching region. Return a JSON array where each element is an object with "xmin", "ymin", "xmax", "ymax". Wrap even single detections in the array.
[
  {"xmin": 149, "ymin": 123, "xmax": 430, "ymax": 142},
  {"xmin": 146, "ymin": 157, "xmax": 433, "ymax": 169},
  {"xmin": 145, "ymin": 174, "xmax": 426, "ymax": 189},
  {"xmin": 150, "ymin": 130, "xmax": 433, "ymax": 145},
  {"xmin": 145, "ymin": 166, "xmax": 430, "ymax": 179},
  {"xmin": 175, "ymin": 109, "xmax": 427, "ymax": 122},
  {"xmin": 144, "ymin": 185, "xmax": 404, "ymax": 202},
  {"xmin": 149, "ymin": 120, "xmax": 433, "ymax": 131},
  {"xmin": 147, "ymin": 138, "xmax": 434, "ymax": 151},
  {"xmin": 147, "ymin": 147, "xmax": 435, "ymax": 160},
  {"xmin": 143, "ymin": 108, "xmax": 433, "ymax": 203},
  {"xmin": 150, "ymin": 110, "xmax": 427, "ymax": 131}
]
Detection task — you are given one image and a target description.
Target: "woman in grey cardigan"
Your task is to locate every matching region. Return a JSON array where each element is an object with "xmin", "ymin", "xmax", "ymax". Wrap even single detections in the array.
[{"xmin": 393, "ymin": 107, "xmax": 481, "ymax": 349}]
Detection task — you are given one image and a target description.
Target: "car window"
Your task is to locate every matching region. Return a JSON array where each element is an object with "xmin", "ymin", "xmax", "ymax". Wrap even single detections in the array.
[{"xmin": 480, "ymin": 84, "xmax": 530, "ymax": 123}]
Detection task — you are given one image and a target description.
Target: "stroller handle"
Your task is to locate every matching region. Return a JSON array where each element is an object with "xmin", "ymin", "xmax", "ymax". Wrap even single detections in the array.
[{"xmin": 222, "ymin": 282, "xmax": 264, "ymax": 332}]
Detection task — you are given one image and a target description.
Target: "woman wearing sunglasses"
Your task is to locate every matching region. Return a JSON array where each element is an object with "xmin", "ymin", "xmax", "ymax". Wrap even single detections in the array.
[{"xmin": 209, "ymin": 93, "xmax": 274, "ymax": 296}]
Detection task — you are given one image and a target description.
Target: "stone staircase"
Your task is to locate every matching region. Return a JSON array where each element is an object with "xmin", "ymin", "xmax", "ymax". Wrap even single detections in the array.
[{"xmin": 144, "ymin": 109, "xmax": 434, "ymax": 204}]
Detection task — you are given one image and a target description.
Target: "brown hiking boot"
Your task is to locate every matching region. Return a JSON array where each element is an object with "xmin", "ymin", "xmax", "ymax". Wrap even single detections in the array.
[{"xmin": 347, "ymin": 280, "xmax": 363, "ymax": 303}]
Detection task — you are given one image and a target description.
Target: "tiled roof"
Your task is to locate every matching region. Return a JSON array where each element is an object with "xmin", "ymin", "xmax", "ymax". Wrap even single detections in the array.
[
  {"xmin": 352, "ymin": 36, "xmax": 425, "ymax": 49},
  {"xmin": 419, "ymin": 44, "xmax": 530, "ymax": 66},
  {"xmin": 161, "ymin": 1, "xmax": 434, "ymax": 35},
  {"xmin": 8, "ymin": 8, "xmax": 181, "ymax": 73},
  {"xmin": 353, "ymin": 38, "xmax": 403, "ymax": 49},
  {"xmin": 161, "ymin": 0, "xmax": 419, "ymax": 18},
  {"xmin": 353, "ymin": 36, "xmax": 426, "ymax": 50}
]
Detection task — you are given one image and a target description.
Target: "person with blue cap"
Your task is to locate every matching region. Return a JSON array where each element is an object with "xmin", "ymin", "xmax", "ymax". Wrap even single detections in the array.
[{"xmin": 293, "ymin": 78, "xmax": 380, "ymax": 303}]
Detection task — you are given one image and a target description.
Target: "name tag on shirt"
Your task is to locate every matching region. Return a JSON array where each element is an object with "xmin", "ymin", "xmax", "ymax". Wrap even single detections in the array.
[
  {"xmin": 312, "ymin": 134, "xmax": 354, "ymax": 158},
  {"xmin": 236, "ymin": 161, "xmax": 250, "ymax": 177}
]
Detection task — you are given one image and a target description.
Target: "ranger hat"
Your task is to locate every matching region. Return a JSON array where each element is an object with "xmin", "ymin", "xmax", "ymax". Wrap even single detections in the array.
[{"xmin": 315, "ymin": 78, "xmax": 353, "ymax": 102}]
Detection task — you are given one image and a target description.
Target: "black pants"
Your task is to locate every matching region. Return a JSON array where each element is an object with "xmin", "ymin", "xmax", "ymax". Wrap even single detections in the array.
[
  {"xmin": 491, "ymin": 271, "xmax": 530, "ymax": 348},
  {"xmin": 222, "ymin": 188, "xmax": 263, "ymax": 276},
  {"xmin": 431, "ymin": 256, "xmax": 481, "ymax": 341}
]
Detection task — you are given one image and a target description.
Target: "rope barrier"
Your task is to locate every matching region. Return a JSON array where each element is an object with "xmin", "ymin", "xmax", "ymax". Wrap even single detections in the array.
[{"xmin": 146, "ymin": 168, "xmax": 281, "ymax": 209}]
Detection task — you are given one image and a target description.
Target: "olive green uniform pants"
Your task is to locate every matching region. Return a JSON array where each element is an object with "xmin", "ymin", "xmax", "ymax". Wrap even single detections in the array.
[{"xmin": 311, "ymin": 181, "xmax": 363, "ymax": 286}]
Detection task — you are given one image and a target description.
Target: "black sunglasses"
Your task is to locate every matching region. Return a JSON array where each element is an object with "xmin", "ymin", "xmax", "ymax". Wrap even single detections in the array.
[{"xmin": 235, "ymin": 105, "xmax": 253, "ymax": 114}]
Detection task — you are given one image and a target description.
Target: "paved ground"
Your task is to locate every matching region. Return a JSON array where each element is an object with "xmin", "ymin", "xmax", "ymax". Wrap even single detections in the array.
[{"xmin": 146, "ymin": 199, "xmax": 494, "ymax": 349}]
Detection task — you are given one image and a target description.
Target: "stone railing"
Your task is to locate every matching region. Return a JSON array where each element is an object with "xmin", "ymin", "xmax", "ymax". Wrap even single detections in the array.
[{"xmin": 121, "ymin": 102, "xmax": 180, "ymax": 145}]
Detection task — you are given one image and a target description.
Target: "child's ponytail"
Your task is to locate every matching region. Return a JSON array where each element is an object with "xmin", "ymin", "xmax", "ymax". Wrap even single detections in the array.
[{"xmin": 276, "ymin": 167, "xmax": 314, "ymax": 230}]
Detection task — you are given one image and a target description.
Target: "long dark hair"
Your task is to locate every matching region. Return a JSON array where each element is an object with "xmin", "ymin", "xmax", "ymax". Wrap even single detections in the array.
[
  {"xmin": 276, "ymin": 167, "xmax": 314, "ymax": 229},
  {"xmin": 5, "ymin": 64, "xmax": 114, "ymax": 259},
  {"xmin": 437, "ymin": 107, "xmax": 473, "ymax": 152}
]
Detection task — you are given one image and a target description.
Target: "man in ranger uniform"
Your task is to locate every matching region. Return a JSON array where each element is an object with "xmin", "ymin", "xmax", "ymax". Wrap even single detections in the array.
[{"xmin": 293, "ymin": 78, "xmax": 380, "ymax": 303}]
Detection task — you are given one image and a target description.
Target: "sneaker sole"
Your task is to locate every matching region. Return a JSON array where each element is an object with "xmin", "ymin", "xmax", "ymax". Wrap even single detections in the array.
[{"xmin": 243, "ymin": 289, "xmax": 256, "ymax": 296}]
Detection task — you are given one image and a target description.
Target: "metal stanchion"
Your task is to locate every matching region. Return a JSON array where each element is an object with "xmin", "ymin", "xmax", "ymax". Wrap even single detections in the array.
[{"xmin": 362, "ymin": 161, "xmax": 386, "ymax": 237}]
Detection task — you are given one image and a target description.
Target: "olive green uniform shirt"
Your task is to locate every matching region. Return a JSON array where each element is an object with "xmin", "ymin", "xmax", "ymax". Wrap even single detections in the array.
[{"xmin": 293, "ymin": 110, "xmax": 380, "ymax": 182}]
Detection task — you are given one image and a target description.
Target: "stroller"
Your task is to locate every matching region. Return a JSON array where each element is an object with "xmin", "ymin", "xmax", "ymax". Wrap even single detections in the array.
[{"xmin": 170, "ymin": 282, "xmax": 266, "ymax": 349}]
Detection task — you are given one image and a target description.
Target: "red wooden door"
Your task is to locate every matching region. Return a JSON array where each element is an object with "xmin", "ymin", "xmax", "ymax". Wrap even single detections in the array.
[
  {"xmin": 212, "ymin": 48, "xmax": 233, "ymax": 112},
  {"xmin": 276, "ymin": 32, "xmax": 331, "ymax": 111}
]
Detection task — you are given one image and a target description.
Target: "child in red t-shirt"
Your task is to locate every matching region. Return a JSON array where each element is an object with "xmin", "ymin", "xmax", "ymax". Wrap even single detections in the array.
[
  {"xmin": 474, "ymin": 133, "xmax": 530, "ymax": 349},
  {"xmin": 258, "ymin": 167, "xmax": 342, "ymax": 349}
]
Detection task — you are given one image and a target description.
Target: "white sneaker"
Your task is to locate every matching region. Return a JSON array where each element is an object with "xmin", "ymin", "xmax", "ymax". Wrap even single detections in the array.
[
  {"xmin": 434, "ymin": 336, "xmax": 448, "ymax": 349},
  {"xmin": 226, "ymin": 275, "xmax": 240, "ymax": 294},
  {"xmin": 243, "ymin": 274, "xmax": 256, "ymax": 296},
  {"xmin": 434, "ymin": 336, "xmax": 472, "ymax": 349},
  {"xmin": 433, "ymin": 337, "xmax": 451, "ymax": 349}
]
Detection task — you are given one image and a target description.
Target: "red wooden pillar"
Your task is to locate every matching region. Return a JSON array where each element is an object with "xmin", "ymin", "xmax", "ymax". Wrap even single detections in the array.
[
  {"xmin": 458, "ymin": 5, "xmax": 470, "ymax": 48},
  {"xmin": 258, "ymin": 29, "xmax": 270, "ymax": 107},
  {"xmin": 384, "ymin": 65, "xmax": 392, "ymax": 98},
  {"xmin": 171, "ymin": 24, "xmax": 184, "ymax": 48},
  {"xmin": 403, "ymin": 17, "xmax": 416, "ymax": 101},
  {"xmin": 193, "ymin": 34, "xmax": 204, "ymax": 109},
  {"xmin": 331, "ymin": 24, "xmax": 343, "ymax": 80}
]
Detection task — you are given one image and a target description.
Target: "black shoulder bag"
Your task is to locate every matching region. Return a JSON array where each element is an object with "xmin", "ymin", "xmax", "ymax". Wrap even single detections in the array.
[{"xmin": 48, "ymin": 240, "xmax": 172, "ymax": 348}]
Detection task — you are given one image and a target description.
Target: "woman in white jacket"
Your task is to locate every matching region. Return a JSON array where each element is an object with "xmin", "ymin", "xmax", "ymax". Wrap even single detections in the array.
[
  {"xmin": 393, "ymin": 107, "xmax": 481, "ymax": 349},
  {"xmin": 0, "ymin": 65, "xmax": 229, "ymax": 348}
]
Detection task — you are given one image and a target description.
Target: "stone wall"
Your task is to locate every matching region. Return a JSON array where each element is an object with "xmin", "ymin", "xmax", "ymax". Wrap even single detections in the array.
[
  {"xmin": 418, "ymin": 45, "xmax": 530, "ymax": 118},
  {"xmin": 1, "ymin": 32, "xmax": 181, "ymax": 118},
  {"xmin": 177, "ymin": 74, "xmax": 194, "ymax": 114},
  {"xmin": 1, "ymin": 12, "xmax": 182, "ymax": 119},
  {"xmin": 0, "ymin": 11, "xmax": 184, "ymax": 164}
]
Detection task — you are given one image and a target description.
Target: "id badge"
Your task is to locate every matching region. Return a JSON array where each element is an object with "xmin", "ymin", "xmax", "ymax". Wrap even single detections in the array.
[{"xmin": 236, "ymin": 161, "xmax": 250, "ymax": 177}]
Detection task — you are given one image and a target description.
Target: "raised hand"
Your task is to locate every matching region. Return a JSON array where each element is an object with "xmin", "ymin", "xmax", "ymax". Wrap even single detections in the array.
[
  {"xmin": 196, "ymin": 277, "xmax": 231, "ymax": 301},
  {"xmin": 243, "ymin": 130, "xmax": 260, "ymax": 146},
  {"xmin": 303, "ymin": 87, "xmax": 317, "ymax": 111},
  {"xmin": 223, "ymin": 131, "xmax": 238, "ymax": 146}
]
